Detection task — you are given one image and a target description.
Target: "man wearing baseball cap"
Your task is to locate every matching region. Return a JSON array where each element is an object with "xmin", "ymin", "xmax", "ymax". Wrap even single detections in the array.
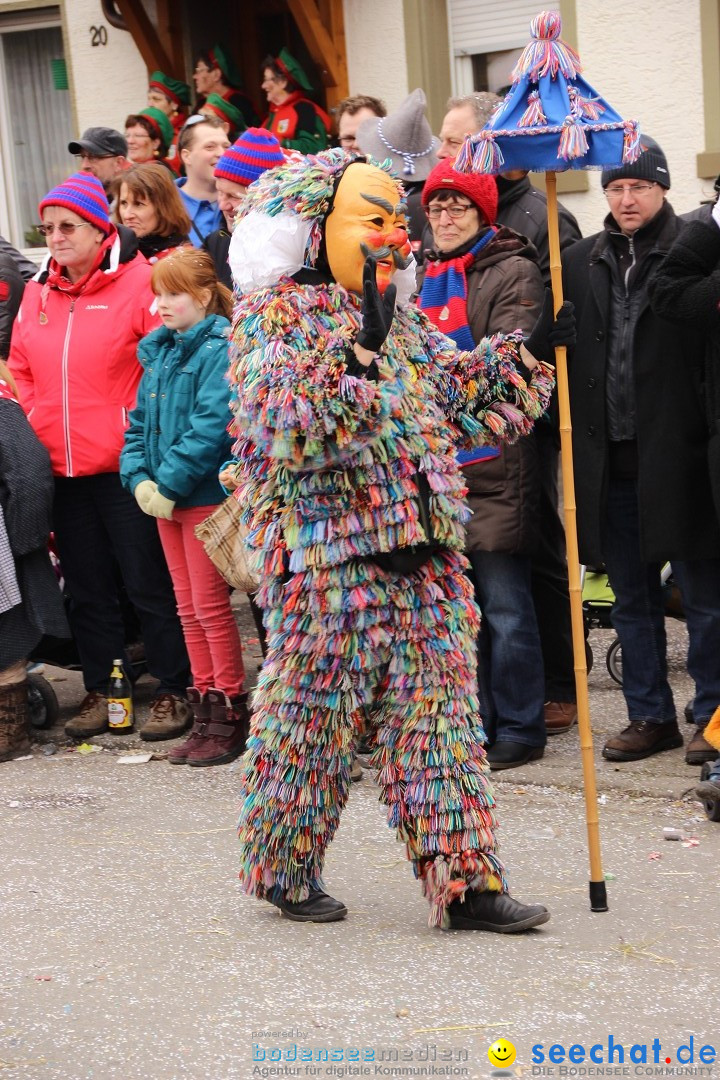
[
  {"xmin": 563, "ymin": 135, "xmax": 720, "ymax": 766},
  {"xmin": 68, "ymin": 127, "xmax": 130, "ymax": 192}
]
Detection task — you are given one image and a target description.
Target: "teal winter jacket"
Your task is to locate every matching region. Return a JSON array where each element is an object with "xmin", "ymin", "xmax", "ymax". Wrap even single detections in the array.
[{"xmin": 120, "ymin": 314, "xmax": 232, "ymax": 508}]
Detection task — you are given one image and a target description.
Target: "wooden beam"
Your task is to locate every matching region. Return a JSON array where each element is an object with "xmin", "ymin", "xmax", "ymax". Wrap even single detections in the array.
[
  {"xmin": 287, "ymin": 0, "xmax": 347, "ymax": 94},
  {"xmin": 155, "ymin": 0, "xmax": 185, "ymax": 79},
  {"xmin": 114, "ymin": 0, "xmax": 173, "ymax": 75},
  {"xmin": 317, "ymin": 0, "xmax": 346, "ymax": 107}
]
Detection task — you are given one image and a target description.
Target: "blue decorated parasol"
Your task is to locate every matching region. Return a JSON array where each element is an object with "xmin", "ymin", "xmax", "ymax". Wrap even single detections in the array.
[{"xmin": 454, "ymin": 10, "xmax": 643, "ymax": 916}]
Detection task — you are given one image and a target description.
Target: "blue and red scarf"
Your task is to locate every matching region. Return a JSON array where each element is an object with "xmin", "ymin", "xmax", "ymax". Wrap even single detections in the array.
[{"xmin": 419, "ymin": 229, "xmax": 501, "ymax": 467}]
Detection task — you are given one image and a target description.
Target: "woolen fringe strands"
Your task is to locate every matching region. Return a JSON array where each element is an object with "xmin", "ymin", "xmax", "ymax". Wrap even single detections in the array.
[{"xmin": 228, "ymin": 149, "xmax": 554, "ymax": 927}]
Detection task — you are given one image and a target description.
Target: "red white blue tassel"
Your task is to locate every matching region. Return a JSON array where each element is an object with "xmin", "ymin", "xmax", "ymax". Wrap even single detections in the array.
[
  {"xmin": 518, "ymin": 90, "xmax": 547, "ymax": 128},
  {"xmin": 558, "ymin": 117, "xmax": 589, "ymax": 160},
  {"xmin": 567, "ymin": 85, "xmax": 605, "ymax": 120},
  {"xmin": 471, "ymin": 131, "xmax": 505, "ymax": 173},
  {"xmin": 512, "ymin": 11, "xmax": 581, "ymax": 82},
  {"xmin": 622, "ymin": 120, "xmax": 642, "ymax": 163}
]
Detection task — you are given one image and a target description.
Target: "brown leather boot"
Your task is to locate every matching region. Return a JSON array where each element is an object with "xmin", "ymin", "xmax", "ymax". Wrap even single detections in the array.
[
  {"xmin": 140, "ymin": 693, "xmax": 193, "ymax": 741},
  {"xmin": 64, "ymin": 691, "xmax": 109, "ymax": 739},
  {"xmin": 187, "ymin": 688, "xmax": 250, "ymax": 767},
  {"xmin": 0, "ymin": 680, "xmax": 32, "ymax": 762},
  {"xmin": 602, "ymin": 719, "xmax": 683, "ymax": 762},
  {"xmin": 685, "ymin": 724, "xmax": 717, "ymax": 766},
  {"xmin": 544, "ymin": 701, "xmax": 578, "ymax": 735},
  {"xmin": 167, "ymin": 687, "xmax": 210, "ymax": 765}
]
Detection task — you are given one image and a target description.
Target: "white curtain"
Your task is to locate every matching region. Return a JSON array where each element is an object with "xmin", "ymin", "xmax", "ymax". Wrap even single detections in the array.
[{"xmin": 2, "ymin": 26, "xmax": 74, "ymax": 246}]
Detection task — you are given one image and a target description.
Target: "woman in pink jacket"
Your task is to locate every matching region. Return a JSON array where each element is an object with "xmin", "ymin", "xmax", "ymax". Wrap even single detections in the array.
[{"xmin": 9, "ymin": 173, "xmax": 192, "ymax": 741}]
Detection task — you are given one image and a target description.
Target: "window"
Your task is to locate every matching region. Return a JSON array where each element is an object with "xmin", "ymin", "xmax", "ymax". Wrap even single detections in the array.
[{"xmin": 0, "ymin": 8, "xmax": 74, "ymax": 250}]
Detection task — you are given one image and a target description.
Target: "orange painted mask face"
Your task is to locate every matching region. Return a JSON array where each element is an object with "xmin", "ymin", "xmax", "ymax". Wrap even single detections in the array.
[{"xmin": 324, "ymin": 162, "xmax": 411, "ymax": 294}]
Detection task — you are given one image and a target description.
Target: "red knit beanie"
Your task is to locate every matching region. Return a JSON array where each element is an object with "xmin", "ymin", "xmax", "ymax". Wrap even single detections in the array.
[{"xmin": 421, "ymin": 161, "xmax": 498, "ymax": 226}]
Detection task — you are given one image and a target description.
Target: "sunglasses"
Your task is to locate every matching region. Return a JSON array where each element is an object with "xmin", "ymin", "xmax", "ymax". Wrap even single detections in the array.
[{"xmin": 37, "ymin": 221, "xmax": 93, "ymax": 237}]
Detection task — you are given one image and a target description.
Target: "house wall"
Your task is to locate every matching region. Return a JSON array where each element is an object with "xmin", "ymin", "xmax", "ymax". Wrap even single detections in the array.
[
  {"xmin": 560, "ymin": 0, "xmax": 709, "ymax": 236},
  {"xmin": 60, "ymin": 0, "xmax": 149, "ymax": 136},
  {"xmin": 342, "ymin": 0, "xmax": 410, "ymax": 111}
]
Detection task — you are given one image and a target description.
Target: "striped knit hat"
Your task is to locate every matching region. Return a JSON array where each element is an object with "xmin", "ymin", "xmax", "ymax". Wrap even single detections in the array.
[
  {"xmin": 38, "ymin": 172, "xmax": 111, "ymax": 234},
  {"xmin": 214, "ymin": 127, "xmax": 284, "ymax": 187}
]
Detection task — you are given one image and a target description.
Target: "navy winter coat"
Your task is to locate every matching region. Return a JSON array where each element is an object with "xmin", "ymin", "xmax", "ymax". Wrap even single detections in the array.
[{"xmin": 120, "ymin": 314, "xmax": 233, "ymax": 508}]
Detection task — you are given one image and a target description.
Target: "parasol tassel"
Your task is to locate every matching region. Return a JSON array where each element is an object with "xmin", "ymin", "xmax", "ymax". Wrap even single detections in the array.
[
  {"xmin": 454, "ymin": 135, "xmax": 475, "ymax": 173},
  {"xmin": 622, "ymin": 120, "xmax": 643, "ymax": 163},
  {"xmin": 471, "ymin": 131, "xmax": 505, "ymax": 173},
  {"xmin": 558, "ymin": 117, "xmax": 589, "ymax": 160},
  {"xmin": 512, "ymin": 10, "xmax": 581, "ymax": 82},
  {"xmin": 518, "ymin": 90, "xmax": 547, "ymax": 128},
  {"xmin": 568, "ymin": 85, "xmax": 605, "ymax": 121}
]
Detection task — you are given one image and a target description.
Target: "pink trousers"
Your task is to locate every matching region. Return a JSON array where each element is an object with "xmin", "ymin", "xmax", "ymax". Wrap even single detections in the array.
[{"xmin": 157, "ymin": 505, "xmax": 245, "ymax": 696}]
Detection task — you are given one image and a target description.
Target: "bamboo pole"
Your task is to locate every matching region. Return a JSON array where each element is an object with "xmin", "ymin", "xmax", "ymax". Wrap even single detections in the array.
[{"xmin": 545, "ymin": 171, "xmax": 608, "ymax": 912}]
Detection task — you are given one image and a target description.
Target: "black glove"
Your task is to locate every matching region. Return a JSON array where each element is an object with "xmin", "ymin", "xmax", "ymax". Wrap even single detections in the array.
[
  {"xmin": 524, "ymin": 289, "xmax": 576, "ymax": 364},
  {"xmin": 356, "ymin": 257, "xmax": 397, "ymax": 352}
]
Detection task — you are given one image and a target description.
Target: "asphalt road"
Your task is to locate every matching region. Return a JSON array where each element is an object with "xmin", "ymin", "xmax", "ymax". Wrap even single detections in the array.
[{"xmin": 2, "ymin": 601, "xmax": 717, "ymax": 1080}]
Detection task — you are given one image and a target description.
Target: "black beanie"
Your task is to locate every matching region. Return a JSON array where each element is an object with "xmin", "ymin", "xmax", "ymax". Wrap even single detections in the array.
[{"xmin": 601, "ymin": 135, "xmax": 670, "ymax": 189}]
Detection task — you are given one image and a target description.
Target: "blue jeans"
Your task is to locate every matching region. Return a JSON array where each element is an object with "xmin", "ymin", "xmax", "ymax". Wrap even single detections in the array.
[
  {"xmin": 601, "ymin": 477, "xmax": 720, "ymax": 725},
  {"xmin": 467, "ymin": 549, "xmax": 546, "ymax": 748},
  {"xmin": 53, "ymin": 473, "xmax": 191, "ymax": 694}
]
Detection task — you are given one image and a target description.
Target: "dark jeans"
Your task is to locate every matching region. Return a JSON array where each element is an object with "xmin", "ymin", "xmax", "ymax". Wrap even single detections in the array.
[
  {"xmin": 468, "ymin": 549, "xmax": 546, "ymax": 748},
  {"xmin": 602, "ymin": 476, "xmax": 720, "ymax": 725},
  {"xmin": 530, "ymin": 429, "xmax": 576, "ymax": 703},
  {"xmin": 53, "ymin": 473, "xmax": 191, "ymax": 694}
]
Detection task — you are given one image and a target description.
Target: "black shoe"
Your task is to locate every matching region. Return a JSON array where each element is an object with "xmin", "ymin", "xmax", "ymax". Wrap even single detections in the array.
[
  {"xmin": 486, "ymin": 741, "xmax": 544, "ymax": 770},
  {"xmin": 268, "ymin": 887, "xmax": 347, "ymax": 923},
  {"xmin": 602, "ymin": 719, "xmax": 683, "ymax": 762},
  {"xmin": 447, "ymin": 890, "xmax": 550, "ymax": 933}
]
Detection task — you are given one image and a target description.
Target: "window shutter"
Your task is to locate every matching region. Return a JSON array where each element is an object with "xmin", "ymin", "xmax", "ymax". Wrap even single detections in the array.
[{"xmin": 448, "ymin": 0, "xmax": 540, "ymax": 55}]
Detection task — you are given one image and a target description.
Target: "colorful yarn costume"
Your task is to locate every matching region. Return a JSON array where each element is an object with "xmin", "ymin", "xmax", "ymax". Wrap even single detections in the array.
[{"xmin": 229, "ymin": 149, "xmax": 554, "ymax": 928}]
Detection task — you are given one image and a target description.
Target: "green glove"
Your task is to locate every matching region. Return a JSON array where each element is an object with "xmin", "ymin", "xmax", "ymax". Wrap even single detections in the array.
[
  {"xmin": 145, "ymin": 490, "xmax": 176, "ymax": 520},
  {"xmin": 134, "ymin": 479, "xmax": 158, "ymax": 514}
]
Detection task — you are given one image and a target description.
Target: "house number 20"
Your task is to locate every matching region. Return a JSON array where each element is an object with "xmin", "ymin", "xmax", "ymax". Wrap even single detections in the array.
[{"xmin": 89, "ymin": 25, "xmax": 108, "ymax": 46}]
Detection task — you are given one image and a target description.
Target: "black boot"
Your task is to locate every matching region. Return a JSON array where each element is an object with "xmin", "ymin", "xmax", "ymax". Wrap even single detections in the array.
[
  {"xmin": 447, "ymin": 890, "xmax": 550, "ymax": 932},
  {"xmin": 268, "ymin": 887, "xmax": 347, "ymax": 923}
]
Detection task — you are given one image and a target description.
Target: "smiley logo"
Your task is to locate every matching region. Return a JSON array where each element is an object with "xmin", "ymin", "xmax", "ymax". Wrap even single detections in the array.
[{"xmin": 488, "ymin": 1039, "xmax": 516, "ymax": 1069}]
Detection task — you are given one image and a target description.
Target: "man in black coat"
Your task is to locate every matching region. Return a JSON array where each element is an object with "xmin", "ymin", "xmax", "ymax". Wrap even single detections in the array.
[{"xmin": 562, "ymin": 136, "xmax": 720, "ymax": 764}]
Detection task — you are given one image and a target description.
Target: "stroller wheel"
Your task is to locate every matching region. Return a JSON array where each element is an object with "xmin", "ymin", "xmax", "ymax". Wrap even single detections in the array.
[
  {"xmin": 27, "ymin": 673, "xmax": 60, "ymax": 729},
  {"xmin": 606, "ymin": 638, "xmax": 622, "ymax": 685}
]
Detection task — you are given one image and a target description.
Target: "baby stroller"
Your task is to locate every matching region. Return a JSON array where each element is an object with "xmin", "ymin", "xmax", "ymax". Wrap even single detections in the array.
[{"xmin": 582, "ymin": 563, "xmax": 682, "ymax": 684}]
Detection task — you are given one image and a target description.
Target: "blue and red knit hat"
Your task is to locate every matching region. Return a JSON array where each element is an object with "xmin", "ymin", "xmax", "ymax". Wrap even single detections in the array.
[
  {"xmin": 214, "ymin": 127, "xmax": 285, "ymax": 187},
  {"xmin": 38, "ymin": 172, "xmax": 112, "ymax": 234}
]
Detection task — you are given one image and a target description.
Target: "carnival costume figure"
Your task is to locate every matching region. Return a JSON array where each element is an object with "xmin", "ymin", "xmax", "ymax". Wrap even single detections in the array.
[{"xmin": 228, "ymin": 149, "xmax": 573, "ymax": 931}]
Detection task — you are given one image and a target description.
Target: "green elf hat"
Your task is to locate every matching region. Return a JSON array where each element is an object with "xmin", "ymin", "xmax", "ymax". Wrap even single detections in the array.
[
  {"xmin": 137, "ymin": 107, "xmax": 174, "ymax": 152},
  {"xmin": 148, "ymin": 70, "xmax": 191, "ymax": 107},
  {"xmin": 209, "ymin": 43, "xmax": 243, "ymax": 89},
  {"xmin": 202, "ymin": 94, "xmax": 245, "ymax": 134},
  {"xmin": 275, "ymin": 47, "xmax": 313, "ymax": 92}
]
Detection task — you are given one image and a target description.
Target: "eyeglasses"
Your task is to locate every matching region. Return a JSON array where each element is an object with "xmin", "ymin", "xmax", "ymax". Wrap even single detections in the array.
[
  {"xmin": 37, "ymin": 222, "xmax": 93, "ymax": 237},
  {"xmin": 76, "ymin": 152, "xmax": 113, "ymax": 163},
  {"xmin": 604, "ymin": 182, "xmax": 657, "ymax": 200},
  {"xmin": 424, "ymin": 202, "xmax": 475, "ymax": 221}
]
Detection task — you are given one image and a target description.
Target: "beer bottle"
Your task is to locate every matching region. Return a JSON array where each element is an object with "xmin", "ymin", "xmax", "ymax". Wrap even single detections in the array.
[{"xmin": 107, "ymin": 659, "xmax": 134, "ymax": 733}]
